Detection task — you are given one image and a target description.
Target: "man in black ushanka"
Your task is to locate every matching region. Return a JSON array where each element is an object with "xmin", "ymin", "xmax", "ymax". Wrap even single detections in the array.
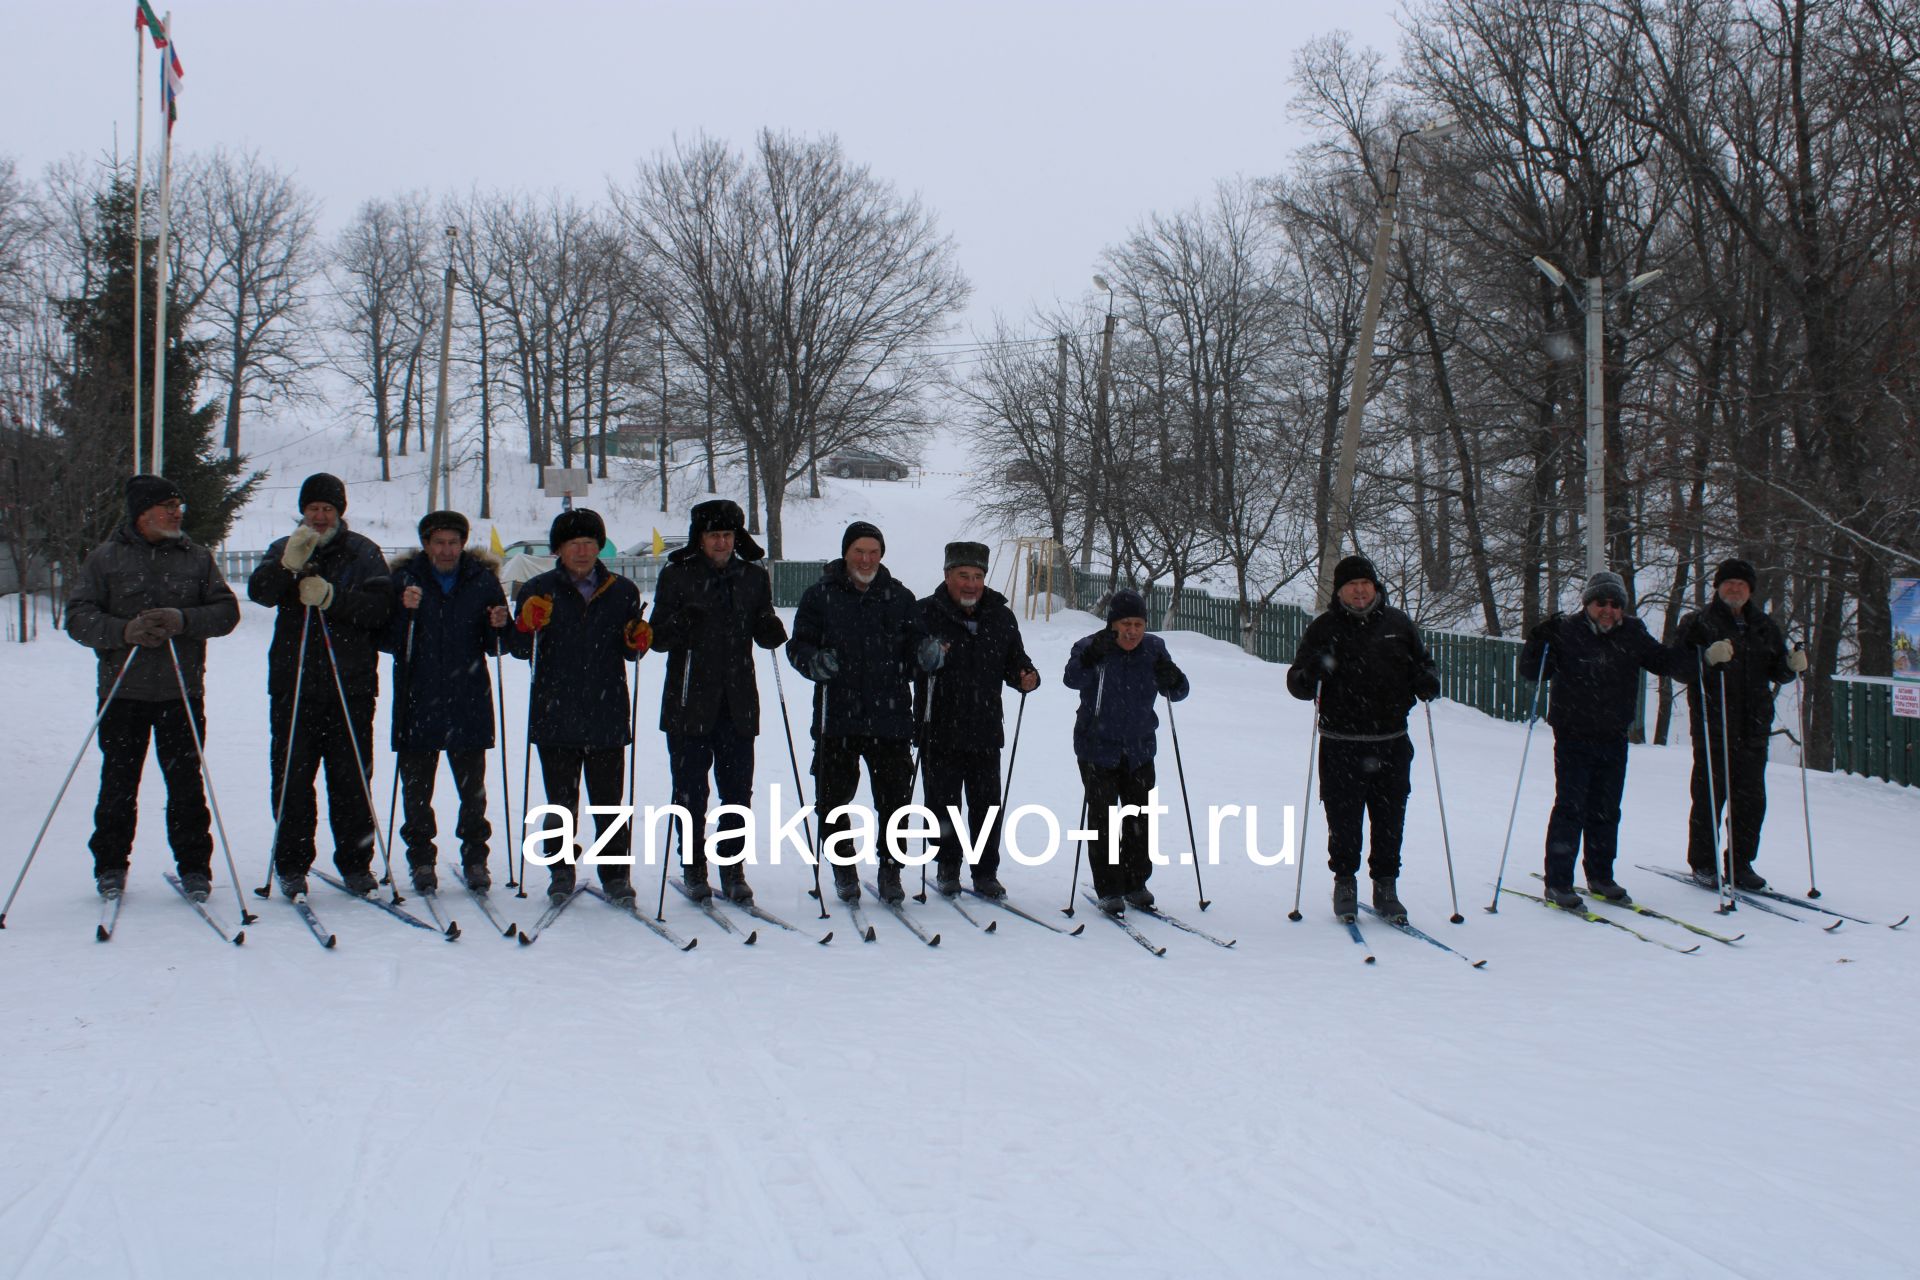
[
  {"xmin": 650, "ymin": 499, "xmax": 788, "ymax": 905},
  {"xmin": 916, "ymin": 541, "xmax": 1039, "ymax": 900}
]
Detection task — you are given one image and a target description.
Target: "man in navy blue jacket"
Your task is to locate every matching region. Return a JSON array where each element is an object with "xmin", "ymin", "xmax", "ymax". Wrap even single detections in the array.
[
  {"xmin": 1062, "ymin": 589, "xmax": 1190, "ymax": 915},
  {"xmin": 383, "ymin": 510, "xmax": 510, "ymax": 894},
  {"xmin": 1519, "ymin": 571, "xmax": 1695, "ymax": 909},
  {"xmin": 248, "ymin": 473, "xmax": 393, "ymax": 900},
  {"xmin": 504, "ymin": 509, "xmax": 652, "ymax": 905},
  {"xmin": 787, "ymin": 521, "xmax": 937, "ymax": 905}
]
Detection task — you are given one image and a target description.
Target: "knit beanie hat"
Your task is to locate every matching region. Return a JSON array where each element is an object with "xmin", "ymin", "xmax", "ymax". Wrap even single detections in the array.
[
  {"xmin": 1332, "ymin": 555, "xmax": 1380, "ymax": 593},
  {"xmin": 841, "ymin": 520, "xmax": 885, "ymax": 557},
  {"xmin": 126, "ymin": 474, "xmax": 183, "ymax": 524},
  {"xmin": 1105, "ymin": 589, "xmax": 1147, "ymax": 623},
  {"xmin": 1581, "ymin": 570, "xmax": 1628, "ymax": 606},
  {"xmin": 1713, "ymin": 558, "xmax": 1757, "ymax": 590},
  {"xmin": 297, "ymin": 472, "xmax": 348, "ymax": 513}
]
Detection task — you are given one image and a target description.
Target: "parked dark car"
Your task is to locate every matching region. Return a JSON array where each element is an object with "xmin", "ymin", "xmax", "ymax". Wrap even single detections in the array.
[{"xmin": 823, "ymin": 447, "xmax": 909, "ymax": 481}]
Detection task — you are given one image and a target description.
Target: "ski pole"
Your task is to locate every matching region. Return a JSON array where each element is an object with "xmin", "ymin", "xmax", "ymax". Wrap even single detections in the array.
[
  {"xmin": 1716, "ymin": 664, "xmax": 1738, "ymax": 914},
  {"xmin": 492, "ymin": 646, "xmax": 515, "ymax": 889},
  {"xmin": 383, "ymin": 610, "xmax": 417, "ymax": 885},
  {"xmin": 1063, "ymin": 793, "xmax": 1088, "ymax": 918},
  {"xmin": 1424, "ymin": 701, "xmax": 1464, "ymax": 923},
  {"xmin": 1486, "ymin": 644, "xmax": 1549, "ymax": 914},
  {"xmin": 1796, "ymin": 669, "xmax": 1819, "ymax": 898},
  {"xmin": 913, "ymin": 673, "xmax": 936, "ymax": 903},
  {"xmin": 1164, "ymin": 695, "xmax": 1209, "ymax": 911},
  {"xmin": 256, "ymin": 606, "xmax": 313, "ymax": 899},
  {"xmin": 1285, "ymin": 695, "xmax": 1320, "ymax": 922},
  {"xmin": 517, "ymin": 629, "xmax": 539, "ymax": 900},
  {"xmin": 317, "ymin": 610, "xmax": 403, "ymax": 903},
  {"xmin": 165, "ymin": 639, "xmax": 257, "ymax": 925},
  {"xmin": 1695, "ymin": 646, "xmax": 1733, "ymax": 914},
  {"xmin": 770, "ymin": 651, "xmax": 826, "ymax": 918},
  {"xmin": 0, "ymin": 648, "xmax": 140, "ymax": 928},
  {"xmin": 1001, "ymin": 689, "xmax": 1028, "ymax": 802}
]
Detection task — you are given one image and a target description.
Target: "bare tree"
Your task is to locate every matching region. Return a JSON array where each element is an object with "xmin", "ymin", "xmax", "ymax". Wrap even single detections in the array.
[
  {"xmin": 331, "ymin": 194, "xmax": 434, "ymax": 482},
  {"xmin": 612, "ymin": 130, "xmax": 968, "ymax": 556}
]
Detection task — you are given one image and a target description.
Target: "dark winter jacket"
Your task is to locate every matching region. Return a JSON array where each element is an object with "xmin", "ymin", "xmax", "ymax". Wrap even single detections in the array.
[
  {"xmin": 650, "ymin": 547, "xmax": 787, "ymax": 738},
  {"xmin": 1520, "ymin": 612, "xmax": 1695, "ymax": 742},
  {"xmin": 1062, "ymin": 629, "xmax": 1190, "ymax": 767},
  {"xmin": 503, "ymin": 562, "xmax": 647, "ymax": 748},
  {"xmin": 1285, "ymin": 596, "xmax": 1438, "ymax": 738},
  {"xmin": 1679, "ymin": 597, "xmax": 1797, "ymax": 744},
  {"xmin": 247, "ymin": 522, "xmax": 393, "ymax": 706},
  {"xmin": 380, "ymin": 549, "xmax": 508, "ymax": 752},
  {"xmin": 786, "ymin": 560, "xmax": 928, "ymax": 741},
  {"xmin": 65, "ymin": 523, "xmax": 240, "ymax": 702},
  {"xmin": 914, "ymin": 584, "xmax": 1037, "ymax": 754}
]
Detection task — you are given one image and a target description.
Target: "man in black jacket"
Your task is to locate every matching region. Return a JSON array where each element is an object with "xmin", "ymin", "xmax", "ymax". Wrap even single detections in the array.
[
  {"xmin": 247, "ymin": 473, "xmax": 393, "ymax": 899},
  {"xmin": 65, "ymin": 475, "xmax": 241, "ymax": 900},
  {"xmin": 650, "ymin": 499, "xmax": 787, "ymax": 905},
  {"xmin": 1519, "ymin": 570, "xmax": 1696, "ymax": 909},
  {"xmin": 383, "ymin": 510, "xmax": 510, "ymax": 894},
  {"xmin": 1679, "ymin": 558, "xmax": 1806, "ymax": 890},
  {"xmin": 1286, "ymin": 555, "xmax": 1438, "ymax": 924},
  {"xmin": 504, "ymin": 508, "xmax": 652, "ymax": 905},
  {"xmin": 787, "ymin": 521, "xmax": 938, "ymax": 904},
  {"xmin": 916, "ymin": 541, "xmax": 1040, "ymax": 900}
]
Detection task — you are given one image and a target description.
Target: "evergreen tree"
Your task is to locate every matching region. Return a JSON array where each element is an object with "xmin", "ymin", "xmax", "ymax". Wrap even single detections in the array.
[{"xmin": 45, "ymin": 178, "xmax": 258, "ymax": 555}]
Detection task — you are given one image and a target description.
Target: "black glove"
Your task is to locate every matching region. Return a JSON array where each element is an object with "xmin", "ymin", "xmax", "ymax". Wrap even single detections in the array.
[
  {"xmin": 812, "ymin": 649, "xmax": 840, "ymax": 681},
  {"xmin": 1414, "ymin": 670, "xmax": 1441, "ymax": 702},
  {"xmin": 675, "ymin": 600, "xmax": 710, "ymax": 631},
  {"xmin": 753, "ymin": 612, "xmax": 788, "ymax": 650},
  {"xmin": 1153, "ymin": 656, "xmax": 1184, "ymax": 694},
  {"xmin": 1529, "ymin": 614, "xmax": 1560, "ymax": 644},
  {"xmin": 1079, "ymin": 630, "xmax": 1119, "ymax": 668}
]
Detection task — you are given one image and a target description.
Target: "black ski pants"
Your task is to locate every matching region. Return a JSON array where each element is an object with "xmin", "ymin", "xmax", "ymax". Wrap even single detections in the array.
[
  {"xmin": 536, "ymin": 745, "xmax": 629, "ymax": 891},
  {"xmin": 90, "ymin": 696, "xmax": 212, "ymax": 878},
  {"xmin": 668, "ymin": 714, "xmax": 756, "ymax": 894},
  {"xmin": 814, "ymin": 734, "xmax": 914, "ymax": 890},
  {"xmin": 271, "ymin": 690, "xmax": 377, "ymax": 880},
  {"xmin": 923, "ymin": 748, "xmax": 1004, "ymax": 884},
  {"xmin": 398, "ymin": 749, "xmax": 490, "ymax": 874},
  {"xmin": 1079, "ymin": 757, "xmax": 1156, "ymax": 899},
  {"xmin": 1687, "ymin": 737, "xmax": 1769, "ymax": 875},
  {"xmin": 1318, "ymin": 734, "xmax": 1413, "ymax": 881},
  {"xmin": 1544, "ymin": 735, "xmax": 1628, "ymax": 890}
]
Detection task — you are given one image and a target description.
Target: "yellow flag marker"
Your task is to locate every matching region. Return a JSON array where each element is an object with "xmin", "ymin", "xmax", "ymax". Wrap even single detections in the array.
[
  {"xmin": 651, "ymin": 527, "xmax": 667, "ymax": 556},
  {"xmin": 489, "ymin": 526, "xmax": 505, "ymax": 556}
]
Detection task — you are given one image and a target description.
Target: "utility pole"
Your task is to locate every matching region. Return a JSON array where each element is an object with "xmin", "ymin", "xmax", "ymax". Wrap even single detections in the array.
[
  {"xmin": 1054, "ymin": 333, "xmax": 1068, "ymax": 551},
  {"xmin": 658, "ymin": 330, "xmax": 670, "ymax": 514},
  {"xmin": 427, "ymin": 225, "xmax": 458, "ymax": 512},
  {"xmin": 1082, "ymin": 279, "xmax": 1117, "ymax": 572}
]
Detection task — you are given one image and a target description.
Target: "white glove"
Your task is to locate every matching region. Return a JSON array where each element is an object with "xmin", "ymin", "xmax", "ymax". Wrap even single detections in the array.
[
  {"xmin": 282, "ymin": 524, "xmax": 322, "ymax": 571},
  {"xmin": 1786, "ymin": 649, "xmax": 1808, "ymax": 673},
  {"xmin": 1705, "ymin": 639, "xmax": 1735, "ymax": 667},
  {"xmin": 298, "ymin": 577, "xmax": 335, "ymax": 610}
]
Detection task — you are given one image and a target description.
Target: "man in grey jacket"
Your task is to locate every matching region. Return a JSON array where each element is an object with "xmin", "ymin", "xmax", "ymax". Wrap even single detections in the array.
[{"xmin": 65, "ymin": 475, "xmax": 240, "ymax": 900}]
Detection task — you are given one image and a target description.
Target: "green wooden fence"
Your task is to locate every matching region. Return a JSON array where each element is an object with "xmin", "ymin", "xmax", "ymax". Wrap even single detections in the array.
[{"xmin": 1831, "ymin": 679, "xmax": 1920, "ymax": 788}]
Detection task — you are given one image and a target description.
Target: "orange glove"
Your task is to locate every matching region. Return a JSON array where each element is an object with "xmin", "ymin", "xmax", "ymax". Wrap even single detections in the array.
[
  {"xmin": 623, "ymin": 618, "xmax": 653, "ymax": 656},
  {"xmin": 516, "ymin": 595, "xmax": 554, "ymax": 633}
]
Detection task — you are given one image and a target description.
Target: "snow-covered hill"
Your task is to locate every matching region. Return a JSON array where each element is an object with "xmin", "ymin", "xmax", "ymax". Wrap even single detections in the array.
[{"xmin": 2, "ymin": 419, "xmax": 1916, "ymax": 1277}]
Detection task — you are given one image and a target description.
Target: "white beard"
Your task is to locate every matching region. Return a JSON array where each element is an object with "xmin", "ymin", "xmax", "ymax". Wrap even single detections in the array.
[
  {"xmin": 851, "ymin": 567, "xmax": 877, "ymax": 585},
  {"xmin": 956, "ymin": 593, "xmax": 981, "ymax": 609}
]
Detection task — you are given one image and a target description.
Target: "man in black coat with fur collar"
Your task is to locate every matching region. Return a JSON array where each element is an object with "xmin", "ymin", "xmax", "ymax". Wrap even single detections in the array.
[{"xmin": 650, "ymin": 500, "xmax": 787, "ymax": 905}]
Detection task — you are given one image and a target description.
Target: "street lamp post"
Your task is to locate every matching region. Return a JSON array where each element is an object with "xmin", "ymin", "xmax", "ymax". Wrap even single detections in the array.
[
  {"xmin": 1081, "ymin": 275, "xmax": 1117, "ymax": 572},
  {"xmin": 1530, "ymin": 257, "xmax": 1663, "ymax": 578},
  {"xmin": 1315, "ymin": 120, "xmax": 1458, "ymax": 611}
]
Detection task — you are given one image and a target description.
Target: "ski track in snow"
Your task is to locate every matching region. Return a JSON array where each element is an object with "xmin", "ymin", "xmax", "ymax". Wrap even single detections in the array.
[{"xmin": 3, "ymin": 427, "xmax": 1918, "ymax": 1275}]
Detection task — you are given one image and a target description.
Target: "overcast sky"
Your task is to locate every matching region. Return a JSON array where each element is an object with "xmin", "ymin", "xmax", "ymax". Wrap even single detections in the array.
[{"xmin": 9, "ymin": 1, "xmax": 1407, "ymax": 338}]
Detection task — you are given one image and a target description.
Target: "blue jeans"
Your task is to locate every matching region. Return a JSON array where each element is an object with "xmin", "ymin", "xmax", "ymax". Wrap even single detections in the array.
[{"xmin": 1544, "ymin": 736, "xmax": 1628, "ymax": 889}]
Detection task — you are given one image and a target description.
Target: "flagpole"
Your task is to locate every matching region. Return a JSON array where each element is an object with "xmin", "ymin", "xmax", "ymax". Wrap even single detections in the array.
[
  {"xmin": 131, "ymin": 22, "xmax": 145, "ymax": 474},
  {"xmin": 149, "ymin": 11, "xmax": 174, "ymax": 475}
]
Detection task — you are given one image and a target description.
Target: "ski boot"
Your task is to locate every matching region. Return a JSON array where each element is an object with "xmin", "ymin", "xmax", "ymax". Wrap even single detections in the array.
[
  {"xmin": 1332, "ymin": 874, "xmax": 1358, "ymax": 923},
  {"xmin": 1371, "ymin": 878, "xmax": 1408, "ymax": 925}
]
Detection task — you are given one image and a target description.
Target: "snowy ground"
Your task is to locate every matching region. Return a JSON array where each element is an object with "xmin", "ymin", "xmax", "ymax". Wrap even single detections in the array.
[{"xmin": 3, "ymin": 423, "xmax": 1917, "ymax": 1277}]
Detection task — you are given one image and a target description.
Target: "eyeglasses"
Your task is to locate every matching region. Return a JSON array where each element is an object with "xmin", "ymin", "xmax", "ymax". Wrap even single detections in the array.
[
  {"xmin": 155, "ymin": 500, "xmax": 186, "ymax": 513},
  {"xmin": 1589, "ymin": 597, "xmax": 1626, "ymax": 610}
]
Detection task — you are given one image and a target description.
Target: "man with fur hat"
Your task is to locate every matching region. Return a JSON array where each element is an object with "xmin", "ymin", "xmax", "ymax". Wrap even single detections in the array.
[
  {"xmin": 381, "ymin": 510, "xmax": 511, "ymax": 894},
  {"xmin": 248, "ymin": 472, "xmax": 393, "ymax": 899},
  {"xmin": 1286, "ymin": 555, "xmax": 1439, "ymax": 924},
  {"xmin": 1677, "ymin": 558, "xmax": 1806, "ymax": 890},
  {"xmin": 650, "ymin": 499, "xmax": 787, "ymax": 905},
  {"xmin": 786, "ymin": 520, "xmax": 936, "ymax": 904},
  {"xmin": 916, "ymin": 540, "xmax": 1039, "ymax": 900},
  {"xmin": 1062, "ymin": 587, "xmax": 1190, "ymax": 915},
  {"xmin": 1519, "ymin": 570, "xmax": 1695, "ymax": 910},
  {"xmin": 65, "ymin": 475, "xmax": 240, "ymax": 900},
  {"xmin": 504, "ymin": 507, "xmax": 652, "ymax": 905}
]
